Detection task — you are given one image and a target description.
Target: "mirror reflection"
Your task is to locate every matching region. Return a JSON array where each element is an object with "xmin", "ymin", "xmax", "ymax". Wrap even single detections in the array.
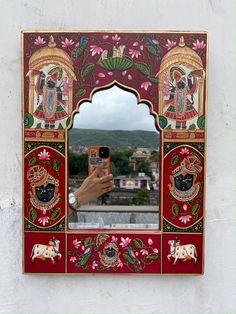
[{"xmin": 68, "ymin": 86, "xmax": 160, "ymax": 229}]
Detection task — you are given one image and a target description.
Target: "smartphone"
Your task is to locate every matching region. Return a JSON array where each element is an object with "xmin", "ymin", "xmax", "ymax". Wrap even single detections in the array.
[{"xmin": 88, "ymin": 146, "xmax": 110, "ymax": 177}]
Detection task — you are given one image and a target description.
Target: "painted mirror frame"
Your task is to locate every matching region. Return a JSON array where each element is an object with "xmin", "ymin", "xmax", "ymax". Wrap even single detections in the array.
[{"xmin": 22, "ymin": 31, "xmax": 208, "ymax": 275}]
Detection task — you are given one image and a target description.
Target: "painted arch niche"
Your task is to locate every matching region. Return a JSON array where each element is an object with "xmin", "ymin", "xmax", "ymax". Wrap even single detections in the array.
[{"xmin": 68, "ymin": 85, "xmax": 160, "ymax": 230}]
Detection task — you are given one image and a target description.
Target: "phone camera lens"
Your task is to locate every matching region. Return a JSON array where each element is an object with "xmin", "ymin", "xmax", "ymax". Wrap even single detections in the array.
[{"xmin": 99, "ymin": 147, "xmax": 110, "ymax": 158}]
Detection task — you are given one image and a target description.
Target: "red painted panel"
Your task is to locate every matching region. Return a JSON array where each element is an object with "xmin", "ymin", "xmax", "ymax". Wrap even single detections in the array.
[
  {"xmin": 163, "ymin": 145, "xmax": 204, "ymax": 229},
  {"xmin": 24, "ymin": 146, "xmax": 65, "ymax": 228},
  {"xmin": 67, "ymin": 233, "xmax": 161, "ymax": 273},
  {"xmin": 24, "ymin": 232, "xmax": 66, "ymax": 273},
  {"xmin": 162, "ymin": 233, "xmax": 203, "ymax": 274}
]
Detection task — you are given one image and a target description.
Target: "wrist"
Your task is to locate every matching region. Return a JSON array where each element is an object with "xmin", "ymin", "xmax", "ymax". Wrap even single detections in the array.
[{"xmin": 74, "ymin": 190, "xmax": 85, "ymax": 206}]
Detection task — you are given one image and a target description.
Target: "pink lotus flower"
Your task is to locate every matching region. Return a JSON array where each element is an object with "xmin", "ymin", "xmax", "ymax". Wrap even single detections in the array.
[
  {"xmin": 90, "ymin": 45, "xmax": 103, "ymax": 56},
  {"xmin": 61, "ymin": 38, "xmax": 74, "ymax": 48},
  {"xmin": 148, "ymin": 238, "xmax": 153, "ymax": 245},
  {"xmin": 111, "ymin": 236, "xmax": 118, "ymax": 243},
  {"xmin": 183, "ymin": 204, "xmax": 188, "ymax": 211},
  {"xmin": 112, "ymin": 34, "xmax": 120, "ymax": 41},
  {"xmin": 98, "ymin": 73, "xmax": 105, "ymax": 78},
  {"xmin": 166, "ymin": 39, "xmax": 176, "ymax": 50},
  {"xmin": 117, "ymin": 259, "xmax": 123, "ymax": 267},
  {"xmin": 179, "ymin": 215, "xmax": 192, "ymax": 224},
  {"xmin": 140, "ymin": 249, "xmax": 149, "ymax": 255},
  {"xmin": 70, "ymin": 256, "xmax": 76, "ymax": 263},
  {"xmin": 73, "ymin": 239, "xmax": 81, "ymax": 248},
  {"xmin": 153, "ymin": 248, "xmax": 158, "ymax": 253},
  {"xmin": 103, "ymin": 35, "xmax": 109, "ymax": 39},
  {"xmin": 38, "ymin": 216, "xmax": 49, "ymax": 226},
  {"xmin": 129, "ymin": 49, "xmax": 141, "ymax": 59},
  {"xmin": 141, "ymin": 81, "xmax": 152, "ymax": 91},
  {"xmin": 34, "ymin": 36, "xmax": 46, "ymax": 46},
  {"xmin": 193, "ymin": 40, "xmax": 206, "ymax": 50},
  {"xmin": 38, "ymin": 149, "xmax": 50, "ymax": 160},
  {"xmin": 120, "ymin": 237, "xmax": 131, "ymax": 248},
  {"xmin": 180, "ymin": 147, "xmax": 189, "ymax": 155},
  {"xmin": 92, "ymin": 260, "xmax": 98, "ymax": 269}
]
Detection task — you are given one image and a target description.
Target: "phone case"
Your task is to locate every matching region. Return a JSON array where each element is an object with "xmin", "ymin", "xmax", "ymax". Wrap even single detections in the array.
[{"xmin": 88, "ymin": 146, "xmax": 110, "ymax": 176}]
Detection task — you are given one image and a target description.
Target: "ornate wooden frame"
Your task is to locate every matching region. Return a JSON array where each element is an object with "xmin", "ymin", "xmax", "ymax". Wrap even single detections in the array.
[{"xmin": 22, "ymin": 30, "xmax": 208, "ymax": 275}]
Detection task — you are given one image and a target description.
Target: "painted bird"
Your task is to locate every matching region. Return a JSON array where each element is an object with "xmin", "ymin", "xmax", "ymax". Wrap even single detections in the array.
[
  {"xmin": 124, "ymin": 245, "xmax": 142, "ymax": 272},
  {"xmin": 75, "ymin": 36, "xmax": 87, "ymax": 48},
  {"xmin": 142, "ymin": 35, "xmax": 163, "ymax": 60},
  {"xmin": 75, "ymin": 244, "xmax": 92, "ymax": 268}
]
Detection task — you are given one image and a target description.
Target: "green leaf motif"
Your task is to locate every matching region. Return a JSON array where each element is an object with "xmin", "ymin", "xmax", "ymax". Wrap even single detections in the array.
[
  {"xmin": 58, "ymin": 123, "xmax": 63, "ymax": 130},
  {"xmin": 66, "ymin": 117, "xmax": 71, "ymax": 127},
  {"xmin": 84, "ymin": 237, "xmax": 92, "ymax": 246},
  {"xmin": 80, "ymin": 254, "xmax": 91, "ymax": 266},
  {"xmin": 144, "ymin": 44, "xmax": 158, "ymax": 56},
  {"xmin": 36, "ymin": 123, "xmax": 41, "ymax": 129},
  {"xmin": 146, "ymin": 253, "xmax": 158, "ymax": 260},
  {"xmin": 172, "ymin": 204, "xmax": 180, "ymax": 216},
  {"xmin": 133, "ymin": 238, "xmax": 145, "ymax": 249},
  {"xmin": 97, "ymin": 57, "xmax": 133, "ymax": 71},
  {"xmin": 189, "ymin": 124, "xmax": 196, "ymax": 130},
  {"xmin": 29, "ymin": 157, "xmax": 36, "ymax": 166},
  {"xmin": 76, "ymin": 87, "xmax": 86, "ymax": 97},
  {"xmin": 50, "ymin": 207, "xmax": 61, "ymax": 220},
  {"xmin": 191, "ymin": 204, "xmax": 200, "ymax": 215},
  {"xmin": 171, "ymin": 154, "xmax": 179, "ymax": 165},
  {"xmin": 148, "ymin": 76, "xmax": 158, "ymax": 84},
  {"xmin": 159, "ymin": 115, "xmax": 167, "ymax": 129},
  {"xmin": 52, "ymin": 159, "xmax": 61, "ymax": 172},
  {"xmin": 29, "ymin": 208, "xmax": 37, "ymax": 222},
  {"xmin": 134, "ymin": 62, "xmax": 150, "ymax": 76},
  {"xmin": 81, "ymin": 63, "xmax": 95, "ymax": 79},
  {"xmin": 197, "ymin": 115, "xmax": 205, "ymax": 130},
  {"xmin": 123, "ymin": 252, "xmax": 134, "ymax": 264},
  {"xmin": 24, "ymin": 113, "xmax": 34, "ymax": 128}
]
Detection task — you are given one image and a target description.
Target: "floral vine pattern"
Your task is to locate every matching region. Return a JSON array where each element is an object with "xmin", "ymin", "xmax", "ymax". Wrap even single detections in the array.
[{"xmin": 68, "ymin": 234, "xmax": 159, "ymax": 272}]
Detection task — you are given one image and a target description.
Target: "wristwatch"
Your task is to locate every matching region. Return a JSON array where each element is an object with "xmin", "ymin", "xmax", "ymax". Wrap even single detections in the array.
[{"xmin": 68, "ymin": 192, "xmax": 79, "ymax": 209}]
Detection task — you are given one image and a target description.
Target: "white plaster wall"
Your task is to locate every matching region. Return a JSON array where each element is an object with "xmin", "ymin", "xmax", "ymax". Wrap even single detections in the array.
[{"xmin": 0, "ymin": 0, "xmax": 235, "ymax": 313}]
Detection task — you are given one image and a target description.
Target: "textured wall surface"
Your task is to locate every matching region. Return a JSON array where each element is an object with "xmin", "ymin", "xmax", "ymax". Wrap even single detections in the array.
[{"xmin": 0, "ymin": 0, "xmax": 235, "ymax": 313}]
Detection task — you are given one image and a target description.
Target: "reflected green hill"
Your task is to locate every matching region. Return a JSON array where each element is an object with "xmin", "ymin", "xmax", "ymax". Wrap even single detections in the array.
[{"xmin": 69, "ymin": 128, "xmax": 159, "ymax": 149}]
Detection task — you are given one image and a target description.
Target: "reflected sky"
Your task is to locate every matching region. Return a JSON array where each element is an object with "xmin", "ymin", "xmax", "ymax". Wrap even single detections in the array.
[{"xmin": 73, "ymin": 86, "xmax": 158, "ymax": 132}]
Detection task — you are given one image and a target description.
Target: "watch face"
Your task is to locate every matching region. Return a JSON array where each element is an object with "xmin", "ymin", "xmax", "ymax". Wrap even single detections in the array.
[{"xmin": 69, "ymin": 193, "xmax": 76, "ymax": 205}]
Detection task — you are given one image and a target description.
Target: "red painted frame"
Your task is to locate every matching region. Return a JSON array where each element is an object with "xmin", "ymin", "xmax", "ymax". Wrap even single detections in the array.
[{"xmin": 22, "ymin": 30, "xmax": 207, "ymax": 274}]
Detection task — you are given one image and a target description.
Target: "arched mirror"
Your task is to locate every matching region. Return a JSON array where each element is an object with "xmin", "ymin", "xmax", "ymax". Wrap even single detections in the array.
[{"xmin": 68, "ymin": 85, "xmax": 160, "ymax": 229}]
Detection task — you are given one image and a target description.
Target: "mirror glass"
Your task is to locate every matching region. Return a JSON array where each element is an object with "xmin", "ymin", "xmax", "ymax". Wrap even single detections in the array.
[{"xmin": 68, "ymin": 86, "xmax": 160, "ymax": 229}]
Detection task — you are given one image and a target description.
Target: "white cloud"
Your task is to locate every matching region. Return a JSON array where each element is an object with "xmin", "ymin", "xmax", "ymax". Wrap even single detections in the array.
[{"xmin": 73, "ymin": 86, "xmax": 158, "ymax": 132}]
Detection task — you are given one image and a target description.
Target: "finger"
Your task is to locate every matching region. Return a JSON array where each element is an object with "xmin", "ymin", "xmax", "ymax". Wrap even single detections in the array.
[
  {"xmin": 100, "ymin": 174, "xmax": 113, "ymax": 183},
  {"xmin": 101, "ymin": 180, "xmax": 114, "ymax": 189},
  {"xmin": 102, "ymin": 185, "xmax": 115, "ymax": 193}
]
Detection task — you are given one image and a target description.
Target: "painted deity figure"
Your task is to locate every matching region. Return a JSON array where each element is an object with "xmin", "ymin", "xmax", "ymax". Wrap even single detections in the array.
[
  {"xmin": 163, "ymin": 67, "xmax": 203, "ymax": 129},
  {"xmin": 33, "ymin": 69, "xmax": 68, "ymax": 129}
]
